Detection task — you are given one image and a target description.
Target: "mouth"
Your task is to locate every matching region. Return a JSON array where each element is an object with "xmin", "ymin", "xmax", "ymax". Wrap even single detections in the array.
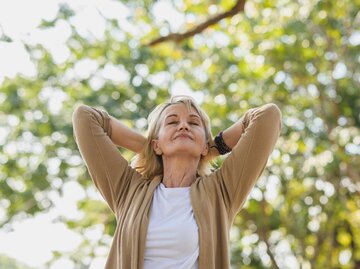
[{"xmin": 175, "ymin": 134, "xmax": 193, "ymax": 140}]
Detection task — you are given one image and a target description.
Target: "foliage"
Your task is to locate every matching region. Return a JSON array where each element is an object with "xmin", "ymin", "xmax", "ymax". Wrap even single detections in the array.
[
  {"xmin": 0, "ymin": 0, "xmax": 359, "ymax": 268},
  {"xmin": 0, "ymin": 255, "xmax": 34, "ymax": 269}
]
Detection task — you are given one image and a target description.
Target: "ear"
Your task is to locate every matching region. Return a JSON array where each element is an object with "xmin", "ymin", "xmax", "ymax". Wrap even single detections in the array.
[
  {"xmin": 152, "ymin": 139, "xmax": 162, "ymax": 155},
  {"xmin": 201, "ymin": 142, "xmax": 209, "ymax": 156}
]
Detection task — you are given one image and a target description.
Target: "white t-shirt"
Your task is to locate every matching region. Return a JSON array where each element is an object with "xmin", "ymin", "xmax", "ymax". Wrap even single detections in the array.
[{"xmin": 144, "ymin": 182, "xmax": 199, "ymax": 269}]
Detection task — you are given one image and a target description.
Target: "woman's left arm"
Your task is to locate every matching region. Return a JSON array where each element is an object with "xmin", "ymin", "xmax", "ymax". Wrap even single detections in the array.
[
  {"xmin": 208, "ymin": 109, "xmax": 250, "ymax": 159},
  {"xmin": 211, "ymin": 103, "xmax": 282, "ymax": 216}
]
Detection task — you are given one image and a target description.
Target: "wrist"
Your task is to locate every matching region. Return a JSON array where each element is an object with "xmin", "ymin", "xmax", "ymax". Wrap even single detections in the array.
[{"xmin": 214, "ymin": 131, "xmax": 232, "ymax": 155}]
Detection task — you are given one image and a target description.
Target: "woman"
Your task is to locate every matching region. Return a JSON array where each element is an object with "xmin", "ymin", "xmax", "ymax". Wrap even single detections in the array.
[{"xmin": 72, "ymin": 95, "xmax": 282, "ymax": 269}]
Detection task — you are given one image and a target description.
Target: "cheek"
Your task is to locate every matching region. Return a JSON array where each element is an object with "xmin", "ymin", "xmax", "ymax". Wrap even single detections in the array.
[
  {"xmin": 157, "ymin": 127, "xmax": 172, "ymax": 143},
  {"xmin": 198, "ymin": 128, "xmax": 207, "ymax": 139},
  {"xmin": 156, "ymin": 124, "xmax": 167, "ymax": 137},
  {"xmin": 195, "ymin": 130, "xmax": 207, "ymax": 145}
]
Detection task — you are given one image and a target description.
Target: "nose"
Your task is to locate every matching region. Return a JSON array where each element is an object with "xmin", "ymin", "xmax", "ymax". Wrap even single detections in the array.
[{"xmin": 177, "ymin": 120, "xmax": 190, "ymax": 131}]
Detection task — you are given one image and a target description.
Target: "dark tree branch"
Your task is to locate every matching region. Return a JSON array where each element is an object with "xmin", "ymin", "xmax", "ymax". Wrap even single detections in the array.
[
  {"xmin": 259, "ymin": 199, "xmax": 281, "ymax": 269},
  {"xmin": 146, "ymin": 0, "xmax": 246, "ymax": 46}
]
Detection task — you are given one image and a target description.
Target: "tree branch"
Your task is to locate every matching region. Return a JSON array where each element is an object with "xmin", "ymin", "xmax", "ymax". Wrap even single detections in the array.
[
  {"xmin": 259, "ymin": 199, "xmax": 281, "ymax": 269},
  {"xmin": 146, "ymin": 0, "xmax": 246, "ymax": 46}
]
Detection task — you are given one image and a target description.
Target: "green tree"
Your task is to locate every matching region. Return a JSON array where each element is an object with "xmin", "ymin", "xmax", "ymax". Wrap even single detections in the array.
[
  {"xmin": 0, "ymin": 255, "xmax": 34, "ymax": 269},
  {"xmin": 0, "ymin": 0, "xmax": 359, "ymax": 268}
]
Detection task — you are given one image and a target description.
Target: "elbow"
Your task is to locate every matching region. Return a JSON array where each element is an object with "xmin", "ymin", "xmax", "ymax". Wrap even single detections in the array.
[
  {"xmin": 72, "ymin": 104, "xmax": 90, "ymax": 124},
  {"xmin": 264, "ymin": 103, "xmax": 282, "ymax": 131},
  {"xmin": 265, "ymin": 103, "xmax": 282, "ymax": 118},
  {"xmin": 250, "ymin": 103, "xmax": 282, "ymax": 132},
  {"xmin": 72, "ymin": 105, "xmax": 95, "ymax": 136}
]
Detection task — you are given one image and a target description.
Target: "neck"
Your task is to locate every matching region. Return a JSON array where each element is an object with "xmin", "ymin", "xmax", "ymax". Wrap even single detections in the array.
[{"xmin": 161, "ymin": 155, "xmax": 200, "ymax": 188}]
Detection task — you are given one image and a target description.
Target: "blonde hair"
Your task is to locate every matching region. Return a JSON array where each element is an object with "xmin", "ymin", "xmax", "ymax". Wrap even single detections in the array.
[{"xmin": 131, "ymin": 95, "xmax": 213, "ymax": 179}]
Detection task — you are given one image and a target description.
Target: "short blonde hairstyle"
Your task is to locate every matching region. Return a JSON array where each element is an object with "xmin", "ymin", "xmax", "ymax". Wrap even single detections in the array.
[{"xmin": 131, "ymin": 95, "xmax": 213, "ymax": 179}]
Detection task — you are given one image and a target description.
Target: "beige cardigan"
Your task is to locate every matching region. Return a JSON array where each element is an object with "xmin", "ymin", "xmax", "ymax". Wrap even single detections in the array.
[{"xmin": 72, "ymin": 103, "xmax": 281, "ymax": 269}]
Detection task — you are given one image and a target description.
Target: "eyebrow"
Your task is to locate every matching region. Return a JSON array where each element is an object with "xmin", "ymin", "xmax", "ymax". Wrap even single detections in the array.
[{"xmin": 165, "ymin": 114, "xmax": 201, "ymax": 120}]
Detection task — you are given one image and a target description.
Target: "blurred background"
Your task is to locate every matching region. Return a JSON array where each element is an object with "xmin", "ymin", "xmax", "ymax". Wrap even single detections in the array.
[{"xmin": 0, "ymin": 0, "xmax": 359, "ymax": 268}]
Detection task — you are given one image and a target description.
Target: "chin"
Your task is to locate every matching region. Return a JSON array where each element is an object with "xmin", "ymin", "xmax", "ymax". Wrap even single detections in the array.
[{"xmin": 168, "ymin": 149, "xmax": 201, "ymax": 158}]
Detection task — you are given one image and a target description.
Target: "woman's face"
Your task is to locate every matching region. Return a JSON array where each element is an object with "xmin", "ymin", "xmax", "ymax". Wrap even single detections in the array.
[{"xmin": 152, "ymin": 103, "xmax": 209, "ymax": 159}]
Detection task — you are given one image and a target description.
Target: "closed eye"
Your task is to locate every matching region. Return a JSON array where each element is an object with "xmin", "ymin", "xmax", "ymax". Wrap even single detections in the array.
[{"xmin": 166, "ymin": 121, "xmax": 199, "ymax": 125}]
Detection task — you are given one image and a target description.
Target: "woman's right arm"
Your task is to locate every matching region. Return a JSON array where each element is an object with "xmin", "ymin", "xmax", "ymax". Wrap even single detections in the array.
[
  {"xmin": 72, "ymin": 104, "xmax": 143, "ymax": 213},
  {"xmin": 109, "ymin": 115, "xmax": 146, "ymax": 154}
]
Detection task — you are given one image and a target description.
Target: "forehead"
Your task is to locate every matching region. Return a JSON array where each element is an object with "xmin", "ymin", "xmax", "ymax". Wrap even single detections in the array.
[{"xmin": 163, "ymin": 103, "xmax": 199, "ymax": 116}]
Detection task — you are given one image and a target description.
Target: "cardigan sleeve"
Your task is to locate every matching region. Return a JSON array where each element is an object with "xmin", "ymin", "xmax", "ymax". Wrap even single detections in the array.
[
  {"xmin": 72, "ymin": 104, "xmax": 142, "ymax": 213},
  {"xmin": 214, "ymin": 103, "xmax": 282, "ymax": 217}
]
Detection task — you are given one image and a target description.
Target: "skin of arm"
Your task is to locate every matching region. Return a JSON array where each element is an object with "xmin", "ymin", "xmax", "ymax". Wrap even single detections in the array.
[
  {"xmin": 109, "ymin": 113, "xmax": 245, "ymax": 159},
  {"xmin": 109, "ymin": 116, "xmax": 146, "ymax": 154},
  {"xmin": 221, "ymin": 116, "xmax": 246, "ymax": 149},
  {"xmin": 212, "ymin": 104, "xmax": 281, "ymax": 159},
  {"xmin": 208, "ymin": 114, "xmax": 246, "ymax": 159},
  {"xmin": 109, "ymin": 107, "xmax": 247, "ymax": 160}
]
